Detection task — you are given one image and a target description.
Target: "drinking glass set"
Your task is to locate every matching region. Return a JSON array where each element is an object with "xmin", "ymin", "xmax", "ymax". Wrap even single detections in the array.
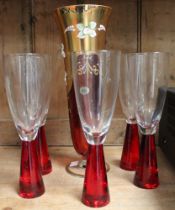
[
  {"xmin": 2, "ymin": 3, "xmax": 169, "ymax": 209},
  {"xmin": 119, "ymin": 52, "xmax": 168, "ymax": 191},
  {"xmin": 3, "ymin": 50, "xmax": 168, "ymax": 207}
]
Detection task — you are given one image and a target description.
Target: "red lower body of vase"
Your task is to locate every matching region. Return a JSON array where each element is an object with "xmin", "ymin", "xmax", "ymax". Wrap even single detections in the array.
[
  {"xmin": 37, "ymin": 126, "xmax": 52, "ymax": 175},
  {"xmin": 82, "ymin": 144, "xmax": 110, "ymax": 207},
  {"xmin": 134, "ymin": 134, "xmax": 159, "ymax": 189},
  {"xmin": 120, "ymin": 123, "xmax": 140, "ymax": 170},
  {"xmin": 68, "ymin": 86, "xmax": 88, "ymax": 156},
  {"xmin": 19, "ymin": 139, "xmax": 45, "ymax": 198}
]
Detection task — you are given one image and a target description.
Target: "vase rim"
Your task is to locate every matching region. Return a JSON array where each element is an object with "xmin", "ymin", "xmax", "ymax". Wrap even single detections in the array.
[{"xmin": 57, "ymin": 4, "xmax": 112, "ymax": 11}]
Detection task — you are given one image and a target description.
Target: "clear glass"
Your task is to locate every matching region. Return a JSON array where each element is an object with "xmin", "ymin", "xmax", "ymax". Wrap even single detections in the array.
[
  {"xmin": 133, "ymin": 52, "xmax": 169, "ymax": 189},
  {"xmin": 4, "ymin": 53, "xmax": 51, "ymax": 141},
  {"xmin": 119, "ymin": 53, "xmax": 140, "ymax": 170},
  {"xmin": 120, "ymin": 54, "xmax": 138, "ymax": 122},
  {"xmin": 135, "ymin": 52, "xmax": 169, "ymax": 135},
  {"xmin": 72, "ymin": 50, "xmax": 121, "ymax": 145},
  {"xmin": 71, "ymin": 50, "xmax": 121, "ymax": 207},
  {"xmin": 4, "ymin": 53, "xmax": 52, "ymax": 198}
]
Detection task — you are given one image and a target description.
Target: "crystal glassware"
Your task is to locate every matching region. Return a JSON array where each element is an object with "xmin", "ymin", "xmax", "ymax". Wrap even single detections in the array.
[
  {"xmin": 71, "ymin": 50, "xmax": 121, "ymax": 207},
  {"xmin": 119, "ymin": 53, "xmax": 140, "ymax": 170},
  {"xmin": 133, "ymin": 52, "xmax": 169, "ymax": 189},
  {"xmin": 4, "ymin": 53, "xmax": 51, "ymax": 198},
  {"xmin": 55, "ymin": 4, "xmax": 111, "ymax": 176}
]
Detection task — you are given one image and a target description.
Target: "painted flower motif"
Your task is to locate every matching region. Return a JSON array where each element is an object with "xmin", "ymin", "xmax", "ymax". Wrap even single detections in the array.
[
  {"xmin": 64, "ymin": 21, "xmax": 106, "ymax": 39},
  {"xmin": 77, "ymin": 21, "xmax": 97, "ymax": 39}
]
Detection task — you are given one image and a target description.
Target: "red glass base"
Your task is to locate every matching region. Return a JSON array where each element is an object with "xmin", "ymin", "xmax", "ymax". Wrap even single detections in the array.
[
  {"xmin": 37, "ymin": 126, "xmax": 52, "ymax": 175},
  {"xmin": 68, "ymin": 86, "xmax": 88, "ymax": 156},
  {"xmin": 19, "ymin": 139, "xmax": 45, "ymax": 198},
  {"xmin": 120, "ymin": 123, "xmax": 140, "ymax": 170},
  {"xmin": 82, "ymin": 144, "xmax": 110, "ymax": 207},
  {"xmin": 134, "ymin": 134, "xmax": 159, "ymax": 189}
]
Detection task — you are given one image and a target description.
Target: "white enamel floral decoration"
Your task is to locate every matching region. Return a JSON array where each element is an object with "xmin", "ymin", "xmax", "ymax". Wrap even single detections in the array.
[{"xmin": 64, "ymin": 21, "xmax": 106, "ymax": 39}]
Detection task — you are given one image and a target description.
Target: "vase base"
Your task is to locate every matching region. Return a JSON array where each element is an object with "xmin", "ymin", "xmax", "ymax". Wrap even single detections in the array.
[{"xmin": 66, "ymin": 160, "xmax": 110, "ymax": 178}]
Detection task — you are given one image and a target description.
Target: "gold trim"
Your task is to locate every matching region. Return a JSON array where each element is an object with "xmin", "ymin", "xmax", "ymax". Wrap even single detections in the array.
[{"xmin": 54, "ymin": 4, "xmax": 111, "ymax": 92}]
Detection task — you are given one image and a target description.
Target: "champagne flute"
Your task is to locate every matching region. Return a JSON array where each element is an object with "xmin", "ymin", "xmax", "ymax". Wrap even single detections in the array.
[
  {"xmin": 134, "ymin": 52, "xmax": 169, "ymax": 189},
  {"xmin": 71, "ymin": 50, "xmax": 121, "ymax": 207},
  {"xmin": 4, "ymin": 53, "xmax": 51, "ymax": 198}
]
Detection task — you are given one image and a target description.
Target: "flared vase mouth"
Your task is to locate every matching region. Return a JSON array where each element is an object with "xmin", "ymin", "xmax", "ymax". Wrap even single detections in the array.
[{"xmin": 56, "ymin": 4, "xmax": 112, "ymax": 11}]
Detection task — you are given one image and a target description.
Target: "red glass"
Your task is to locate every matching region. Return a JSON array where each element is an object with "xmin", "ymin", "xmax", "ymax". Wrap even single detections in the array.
[
  {"xmin": 82, "ymin": 144, "xmax": 110, "ymax": 207},
  {"xmin": 19, "ymin": 139, "xmax": 45, "ymax": 198},
  {"xmin": 37, "ymin": 126, "xmax": 52, "ymax": 175},
  {"xmin": 134, "ymin": 134, "xmax": 159, "ymax": 189},
  {"xmin": 68, "ymin": 86, "xmax": 88, "ymax": 156},
  {"xmin": 120, "ymin": 123, "xmax": 140, "ymax": 170}
]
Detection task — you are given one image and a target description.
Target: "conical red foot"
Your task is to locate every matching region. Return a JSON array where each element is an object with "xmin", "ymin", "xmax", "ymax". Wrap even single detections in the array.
[
  {"xmin": 82, "ymin": 144, "xmax": 110, "ymax": 207},
  {"xmin": 134, "ymin": 134, "xmax": 159, "ymax": 189},
  {"xmin": 19, "ymin": 139, "xmax": 45, "ymax": 198},
  {"xmin": 120, "ymin": 123, "xmax": 140, "ymax": 170},
  {"xmin": 37, "ymin": 126, "xmax": 52, "ymax": 175}
]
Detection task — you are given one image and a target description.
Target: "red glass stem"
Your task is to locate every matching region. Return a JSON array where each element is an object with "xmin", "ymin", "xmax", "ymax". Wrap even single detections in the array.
[
  {"xmin": 68, "ymin": 86, "xmax": 88, "ymax": 156},
  {"xmin": 19, "ymin": 139, "xmax": 45, "ymax": 198},
  {"xmin": 120, "ymin": 123, "xmax": 140, "ymax": 170},
  {"xmin": 37, "ymin": 126, "xmax": 52, "ymax": 175},
  {"xmin": 134, "ymin": 134, "xmax": 159, "ymax": 189},
  {"xmin": 82, "ymin": 144, "xmax": 110, "ymax": 207}
]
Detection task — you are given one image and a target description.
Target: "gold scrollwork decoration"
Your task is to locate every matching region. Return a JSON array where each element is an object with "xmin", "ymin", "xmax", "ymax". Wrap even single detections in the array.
[{"xmin": 77, "ymin": 56, "xmax": 99, "ymax": 76}]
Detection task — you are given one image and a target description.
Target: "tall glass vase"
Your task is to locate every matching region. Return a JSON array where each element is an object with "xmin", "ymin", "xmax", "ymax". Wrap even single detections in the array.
[{"xmin": 54, "ymin": 4, "xmax": 111, "ymax": 176}]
